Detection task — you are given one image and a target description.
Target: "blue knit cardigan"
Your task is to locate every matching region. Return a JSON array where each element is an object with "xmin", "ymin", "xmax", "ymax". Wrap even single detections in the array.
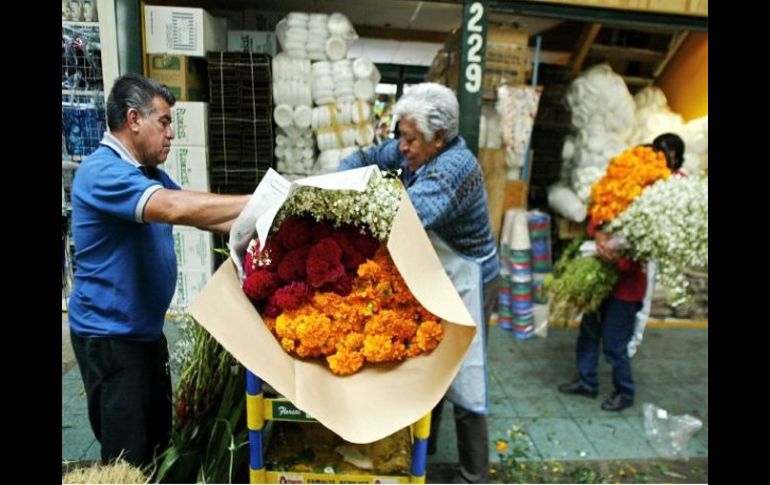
[{"xmin": 338, "ymin": 137, "xmax": 500, "ymax": 283}]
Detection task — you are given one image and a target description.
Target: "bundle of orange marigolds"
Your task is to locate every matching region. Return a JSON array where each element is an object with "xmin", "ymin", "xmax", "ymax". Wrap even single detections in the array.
[
  {"xmin": 241, "ymin": 176, "xmax": 444, "ymax": 376},
  {"xmin": 263, "ymin": 245, "xmax": 443, "ymax": 375},
  {"xmin": 588, "ymin": 146, "xmax": 671, "ymax": 226}
]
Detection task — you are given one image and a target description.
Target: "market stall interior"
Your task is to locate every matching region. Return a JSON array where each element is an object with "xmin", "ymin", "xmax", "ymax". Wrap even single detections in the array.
[{"xmin": 62, "ymin": 0, "xmax": 707, "ymax": 482}]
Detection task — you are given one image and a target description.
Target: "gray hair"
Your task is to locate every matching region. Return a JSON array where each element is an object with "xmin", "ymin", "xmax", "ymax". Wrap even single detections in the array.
[
  {"xmin": 393, "ymin": 83, "xmax": 459, "ymax": 142},
  {"xmin": 106, "ymin": 73, "xmax": 176, "ymax": 131}
]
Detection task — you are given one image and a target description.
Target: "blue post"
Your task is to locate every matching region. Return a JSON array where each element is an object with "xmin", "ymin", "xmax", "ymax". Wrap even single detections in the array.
[
  {"xmin": 520, "ymin": 35, "xmax": 542, "ymax": 184},
  {"xmin": 246, "ymin": 370, "xmax": 266, "ymax": 483}
]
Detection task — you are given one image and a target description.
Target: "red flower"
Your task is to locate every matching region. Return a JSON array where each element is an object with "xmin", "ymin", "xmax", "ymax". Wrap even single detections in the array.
[
  {"xmin": 320, "ymin": 272, "xmax": 354, "ymax": 296},
  {"xmin": 243, "ymin": 270, "xmax": 281, "ymax": 301},
  {"xmin": 276, "ymin": 216, "xmax": 313, "ymax": 249},
  {"xmin": 341, "ymin": 224, "xmax": 380, "ymax": 259},
  {"xmin": 263, "ymin": 295, "xmax": 282, "ymax": 318},
  {"xmin": 245, "ymin": 238, "xmax": 285, "ymax": 274},
  {"xmin": 274, "ymin": 281, "xmax": 311, "ymax": 310},
  {"xmin": 331, "ymin": 232, "xmax": 366, "ymax": 271},
  {"xmin": 278, "ymin": 246, "xmax": 310, "ymax": 282},
  {"xmin": 311, "ymin": 221, "xmax": 334, "ymax": 242},
  {"xmin": 306, "ymin": 237, "xmax": 345, "ymax": 288},
  {"xmin": 244, "ymin": 247, "xmax": 257, "ymax": 278}
]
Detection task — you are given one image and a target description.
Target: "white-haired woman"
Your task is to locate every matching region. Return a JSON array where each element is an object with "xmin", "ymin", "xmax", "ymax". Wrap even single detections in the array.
[{"xmin": 338, "ymin": 82, "xmax": 500, "ymax": 483}]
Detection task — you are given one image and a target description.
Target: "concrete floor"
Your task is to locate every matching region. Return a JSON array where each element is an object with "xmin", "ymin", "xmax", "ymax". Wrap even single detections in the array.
[{"xmin": 62, "ymin": 315, "xmax": 708, "ymax": 467}]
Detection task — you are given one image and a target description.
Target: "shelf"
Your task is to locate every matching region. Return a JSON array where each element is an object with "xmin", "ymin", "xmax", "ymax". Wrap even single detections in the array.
[
  {"xmin": 62, "ymin": 89, "xmax": 104, "ymax": 96},
  {"xmin": 62, "ymin": 21, "xmax": 99, "ymax": 28}
]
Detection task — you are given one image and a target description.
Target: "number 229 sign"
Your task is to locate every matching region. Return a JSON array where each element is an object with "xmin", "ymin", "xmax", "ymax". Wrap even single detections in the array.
[
  {"xmin": 458, "ymin": 0, "xmax": 487, "ymax": 155},
  {"xmin": 463, "ymin": 2, "xmax": 486, "ymax": 93}
]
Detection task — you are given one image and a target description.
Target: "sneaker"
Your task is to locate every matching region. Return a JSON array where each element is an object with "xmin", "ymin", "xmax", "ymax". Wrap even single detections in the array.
[
  {"xmin": 557, "ymin": 380, "xmax": 598, "ymax": 399},
  {"xmin": 601, "ymin": 392, "xmax": 634, "ymax": 412}
]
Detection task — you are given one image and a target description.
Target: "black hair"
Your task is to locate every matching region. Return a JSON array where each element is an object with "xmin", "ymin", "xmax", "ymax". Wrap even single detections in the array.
[
  {"xmin": 652, "ymin": 133, "xmax": 685, "ymax": 171},
  {"xmin": 106, "ymin": 73, "xmax": 176, "ymax": 131}
]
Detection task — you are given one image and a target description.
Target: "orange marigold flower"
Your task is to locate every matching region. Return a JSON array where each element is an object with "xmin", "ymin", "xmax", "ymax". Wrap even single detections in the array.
[
  {"xmin": 589, "ymin": 146, "xmax": 670, "ymax": 226},
  {"xmin": 363, "ymin": 334, "xmax": 407, "ymax": 362},
  {"xmin": 267, "ymin": 242, "xmax": 443, "ymax": 374},
  {"xmin": 411, "ymin": 320, "xmax": 444, "ymax": 352},
  {"xmin": 327, "ymin": 347, "xmax": 365, "ymax": 375}
]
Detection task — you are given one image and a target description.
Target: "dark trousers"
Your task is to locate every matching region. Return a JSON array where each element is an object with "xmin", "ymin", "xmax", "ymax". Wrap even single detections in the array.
[
  {"xmin": 428, "ymin": 275, "xmax": 500, "ymax": 483},
  {"xmin": 577, "ymin": 295, "xmax": 641, "ymax": 399},
  {"xmin": 70, "ymin": 330, "xmax": 172, "ymax": 467}
]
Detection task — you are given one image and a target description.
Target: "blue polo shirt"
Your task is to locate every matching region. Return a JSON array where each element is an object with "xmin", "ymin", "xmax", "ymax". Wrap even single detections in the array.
[{"xmin": 69, "ymin": 133, "xmax": 181, "ymax": 341}]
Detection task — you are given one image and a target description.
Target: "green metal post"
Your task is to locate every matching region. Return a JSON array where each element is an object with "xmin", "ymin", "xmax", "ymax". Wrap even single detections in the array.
[{"xmin": 457, "ymin": 0, "xmax": 488, "ymax": 157}]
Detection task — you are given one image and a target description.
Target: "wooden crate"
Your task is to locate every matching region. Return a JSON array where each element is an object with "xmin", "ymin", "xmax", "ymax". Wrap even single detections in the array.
[
  {"xmin": 556, "ymin": 216, "xmax": 587, "ymax": 239},
  {"xmin": 478, "ymin": 148, "xmax": 507, "ymax": 241}
]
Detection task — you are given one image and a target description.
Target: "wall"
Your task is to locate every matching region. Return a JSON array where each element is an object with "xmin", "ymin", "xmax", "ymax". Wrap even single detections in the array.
[{"xmin": 655, "ymin": 32, "xmax": 708, "ymax": 121}]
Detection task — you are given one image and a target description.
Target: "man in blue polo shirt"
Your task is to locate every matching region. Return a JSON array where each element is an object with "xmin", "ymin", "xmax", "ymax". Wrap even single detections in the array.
[{"xmin": 69, "ymin": 73, "xmax": 252, "ymax": 467}]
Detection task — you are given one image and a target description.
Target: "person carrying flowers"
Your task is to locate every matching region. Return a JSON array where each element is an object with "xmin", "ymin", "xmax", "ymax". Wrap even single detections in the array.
[
  {"xmin": 558, "ymin": 145, "xmax": 670, "ymax": 412},
  {"xmin": 338, "ymin": 82, "xmax": 500, "ymax": 484}
]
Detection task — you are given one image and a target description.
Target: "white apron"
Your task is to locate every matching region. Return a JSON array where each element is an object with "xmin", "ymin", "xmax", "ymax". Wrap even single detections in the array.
[{"xmin": 428, "ymin": 231, "xmax": 489, "ymax": 414}]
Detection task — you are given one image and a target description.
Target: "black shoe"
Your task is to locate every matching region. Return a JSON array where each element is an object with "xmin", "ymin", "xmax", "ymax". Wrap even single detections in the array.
[
  {"xmin": 558, "ymin": 380, "xmax": 597, "ymax": 398},
  {"xmin": 601, "ymin": 392, "xmax": 634, "ymax": 412}
]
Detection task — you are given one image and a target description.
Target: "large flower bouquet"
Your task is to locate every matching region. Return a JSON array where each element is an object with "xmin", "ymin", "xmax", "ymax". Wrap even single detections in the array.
[
  {"xmin": 186, "ymin": 167, "xmax": 477, "ymax": 444},
  {"xmin": 239, "ymin": 174, "xmax": 443, "ymax": 375},
  {"xmin": 607, "ymin": 174, "xmax": 708, "ymax": 305},
  {"xmin": 546, "ymin": 146, "xmax": 670, "ymax": 320}
]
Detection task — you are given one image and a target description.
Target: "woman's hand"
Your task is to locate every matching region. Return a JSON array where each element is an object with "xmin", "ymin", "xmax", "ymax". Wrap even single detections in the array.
[{"xmin": 594, "ymin": 231, "xmax": 620, "ymax": 263}]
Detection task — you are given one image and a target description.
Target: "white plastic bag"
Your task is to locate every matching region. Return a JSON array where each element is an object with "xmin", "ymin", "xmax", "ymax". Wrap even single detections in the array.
[{"xmin": 643, "ymin": 403, "xmax": 703, "ymax": 461}]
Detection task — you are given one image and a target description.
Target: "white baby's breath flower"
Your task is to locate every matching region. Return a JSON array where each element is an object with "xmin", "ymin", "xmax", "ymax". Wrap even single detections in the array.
[
  {"xmin": 608, "ymin": 175, "xmax": 707, "ymax": 305},
  {"xmin": 275, "ymin": 173, "xmax": 402, "ymax": 241}
]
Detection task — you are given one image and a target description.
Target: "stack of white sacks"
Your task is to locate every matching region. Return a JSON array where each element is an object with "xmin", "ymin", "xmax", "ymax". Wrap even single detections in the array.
[
  {"xmin": 273, "ymin": 12, "xmax": 379, "ymax": 177},
  {"xmin": 272, "ymin": 53, "xmax": 314, "ymax": 175},
  {"xmin": 629, "ymin": 86, "xmax": 708, "ymax": 175},
  {"xmin": 548, "ymin": 64, "xmax": 635, "ymax": 222}
]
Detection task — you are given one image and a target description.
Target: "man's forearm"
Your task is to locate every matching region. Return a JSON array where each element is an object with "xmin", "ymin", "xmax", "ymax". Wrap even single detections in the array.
[{"xmin": 144, "ymin": 189, "xmax": 250, "ymax": 227}]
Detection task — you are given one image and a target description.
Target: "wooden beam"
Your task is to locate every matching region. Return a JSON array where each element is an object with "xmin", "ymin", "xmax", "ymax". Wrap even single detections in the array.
[
  {"xmin": 539, "ymin": 50, "xmax": 572, "ymax": 66},
  {"xmin": 622, "ymin": 75, "xmax": 654, "ymax": 87},
  {"xmin": 589, "ymin": 44, "xmax": 666, "ymax": 63},
  {"xmin": 571, "ymin": 22, "xmax": 602, "ymax": 76},
  {"xmin": 353, "ymin": 25, "xmax": 450, "ymax": 44},
  {"xmin": 653, "ymin": 31, "xmax": 689, "ymax": 77}
]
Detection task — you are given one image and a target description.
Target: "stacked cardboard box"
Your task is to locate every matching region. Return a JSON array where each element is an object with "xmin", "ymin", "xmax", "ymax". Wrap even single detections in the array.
[
  {"xmin": 427, "ymin": 25, "xmax": 531, "ymax": 98},
  {"xmin": 166, "ymin": 101, "xmax": 215, "ymax": 310}
]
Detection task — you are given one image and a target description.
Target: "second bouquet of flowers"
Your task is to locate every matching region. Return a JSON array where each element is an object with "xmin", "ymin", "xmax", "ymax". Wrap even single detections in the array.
[{"xmin": 186, "ymin": 167, "xmax": 478, "ymax": 444}]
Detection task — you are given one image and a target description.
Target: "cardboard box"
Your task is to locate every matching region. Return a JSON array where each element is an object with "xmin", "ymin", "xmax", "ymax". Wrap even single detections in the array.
[
  {"xmin": 487, "ymin": 26, "xmax": 529, "ymax": 46},
  {"xmin": 556, "ymin": 216, "xmax": 587, "ymax": 239},
  {"xmin": 503, "ymin": 180, "xmax": 529, "ymax": 210},
  {"xmin": 163, "ymin": 145, "xmax": 209, "ymax": 191},
  {"xmin": 171, "ymin": 102, "xmax": 208, "ymax": 146},
  {"xmin": 226, "ymin": 30, "xmax": 276, "ymax": 55},
  {"xmin": 171, "ymin": 268, "xmax": 213, "ymax": 309},
  {"xmin": 173, "ymin": 227, "xmax": 214, "ymax": 272},
  {"xmin": 147, "ymin": 54, "xmax": 207, "ymax": 101},
  {"xmin": 144, "ymin": 5, "xmax": 226, "ymax": 57},
  {"xmin": 478, "ymin": 148, "xmax": 507, "ymax": 241}
]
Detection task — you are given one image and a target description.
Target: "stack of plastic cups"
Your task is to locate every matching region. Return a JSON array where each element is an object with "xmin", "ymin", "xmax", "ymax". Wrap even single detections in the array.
[
  {"xmin": 496, "ymin": 210, "xmax": 518, "ymax": 331},
  {"xmin": 528, "ymin": 211, "xmax": 552, "ymax": 305},
  {"xmin": 509, "ymin": 212, "xmax": 535, "ymax": 339},
  {"xmin": 306, "ymin": 13, "xmax": 329, "ymax": 61}
]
